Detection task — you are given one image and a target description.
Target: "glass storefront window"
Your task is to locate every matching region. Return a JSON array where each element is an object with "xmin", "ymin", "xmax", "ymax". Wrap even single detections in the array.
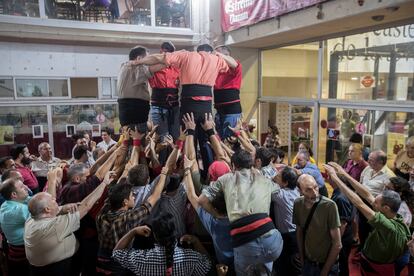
[
  {"xmin": 317, "ymin": 107, "xmax": 372, "ymax": 168},
  {"xmin": 16, "ymin": 79, "xmax": 68, "ymax": 98},
  {"xmin": 155, "ymin": 0, "xmax": 190, "ymax": 28},
  {"xmin": 52, "ymin": 104, "xmax": 119, "ymax": 159},
  {"xmin": 2, "ymin": 0, "xmax": 40, "ymax": 17},
  {"xmin": 291, "ymin": 105, "xmax": 314, "ymax": 164},
  {"xmin": 323, "ymin": 24, "xmax": 414, "ymax": 101},
  {"xmin": 261, "ymin": 43, "xmax": 319, "ymax": 99},
  {"xmin": 0, "ymin": 78, "xmax": 14, "ymax": 98},
  {"xmin": 16, "ymin": 79, "xmax": 48, "ymax": 97},
  {"xmin": 0, "ymin": 106, "xmax": 48, "ymax": 157}
]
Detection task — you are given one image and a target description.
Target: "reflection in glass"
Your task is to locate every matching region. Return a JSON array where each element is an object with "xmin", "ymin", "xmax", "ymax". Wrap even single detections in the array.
[
  {"xmin": 291, "ymin": 105, "xmax": 313, "ymax": 164},
  {"xmin": 0, "ymin": 79, "xmax": 14, "ymax": 98},
  {"xmin": 155, "ymin": 0, "xmax": 190, "ymax": 28},
  {"xmin": 2, "ymin": 0, "xmax": 40, "ymax": 17},
  {"xmin": 324, "ymin": 24, "xmax": 414, "ymax": 101},
  {"xmin": 16, "ymin": 79, "xmax": 48, "ymax": 97},
  {"xmin": 0, "ymin": 106, "xmax": 48, "ymax": 157}
]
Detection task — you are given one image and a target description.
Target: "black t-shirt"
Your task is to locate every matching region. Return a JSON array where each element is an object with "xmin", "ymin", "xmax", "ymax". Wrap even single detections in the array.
[{"xmin": 331, "ymin": 188, "xmax": 355, "ymax": 247}]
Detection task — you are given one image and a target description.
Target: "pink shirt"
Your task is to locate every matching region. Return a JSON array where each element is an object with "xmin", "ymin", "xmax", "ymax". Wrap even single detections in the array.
[
  {"xmin": 16, "ymin": 163, "xmax": 39, "ymax": 190},
  {"xmin": 165, "ymin": 51, "xmax": 229, "ymax": 86}
]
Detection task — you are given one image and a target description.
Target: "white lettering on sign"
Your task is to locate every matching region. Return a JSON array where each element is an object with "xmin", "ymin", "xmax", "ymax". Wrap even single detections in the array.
[
  {"xmin": 230, "ymin": 12, "xmax": 249, "ymax": 24},
  {"xmin": 224, "ymin": 0, "xmax": 255, "ymax": 14}
]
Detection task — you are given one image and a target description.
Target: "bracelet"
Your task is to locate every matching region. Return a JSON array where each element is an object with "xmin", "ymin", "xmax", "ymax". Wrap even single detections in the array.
[
  {"xmin": 122, "ymin": 140, "xmax": 129, "ymax": 146},
  {"xmin": 133, "ymin": 139, "xmax": 141, "ymax": 147},
  {"xmin": 184, "ymin": 167, "xmax": 191, "ymax": 172},
  {"xmin": 160, "ymin": 172, "xmax": 168, "ymax": 176},
  {"xmin": 176, "ymin": 140, "xmax": 184, "ymax": 150},
  {"xmin": 234, "ymin": 131, "xmax": 241, "ymax": 137},
  {"xmin": 184, "ymin": 171, "xmax": 191, "ymax": 177},
  {"xmin": 185, "ymin": 129, "xmax": 195, "ymax": 136},
  {"xmin": 205, "ymin": 128, "xmax": 215, "ymax": 137}
]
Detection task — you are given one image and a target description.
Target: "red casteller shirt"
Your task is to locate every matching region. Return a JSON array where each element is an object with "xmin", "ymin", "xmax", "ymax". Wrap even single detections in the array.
[
  {"xmin": 214, "ymin": 61, "xmax": 242, "ymax": 90},
  {"xmin": 16, "ymin": 163, "xmax": 39, "ymax": 190},
  {"xmin": 148, "ymin": 67, "xmax": 180, "ymax": 89}
]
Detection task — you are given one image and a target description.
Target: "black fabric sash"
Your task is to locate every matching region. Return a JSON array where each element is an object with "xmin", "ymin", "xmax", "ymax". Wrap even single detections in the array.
[
  {"xmin": 214, "ymin": 88, "xmax": 240, "ymax": 104},
  {"xmin": 151, "ymin": 88, "xmax": 179, "ymax": 107},
  {"xmin": 118, "ymin": 98, "xmax": 150, "ymax": 126},
  {"xmin": 181, "ymin": 84, "xmax": 212, "ymax": 98}
]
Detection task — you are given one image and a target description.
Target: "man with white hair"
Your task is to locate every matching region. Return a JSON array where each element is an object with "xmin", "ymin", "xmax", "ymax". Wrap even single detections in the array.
[
  {"xmin": 31, "ymin": 142, "xmax": 61, "ymax": 191},
  {"xmin": 24, "ymin": 171, "xmax": 113, "ymax": 276}
]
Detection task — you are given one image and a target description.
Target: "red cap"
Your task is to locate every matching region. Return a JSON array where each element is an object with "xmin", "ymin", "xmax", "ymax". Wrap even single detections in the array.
[{"xmin": 208, "ymin": 161, "xmax": 231, "ymax": 181}]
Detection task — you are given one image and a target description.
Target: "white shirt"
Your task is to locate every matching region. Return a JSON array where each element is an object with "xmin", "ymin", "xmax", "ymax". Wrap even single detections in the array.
[
  {"xmin": 31, "ymin": 157, "xmax": 61, "ymax": 177},
  {"xmin": 360, "ymin": 165, "xmax": 396, "ymax": 197},
  {"xmin": 97, "ymin": 139, "xmax": 117, "ymax": 152}
]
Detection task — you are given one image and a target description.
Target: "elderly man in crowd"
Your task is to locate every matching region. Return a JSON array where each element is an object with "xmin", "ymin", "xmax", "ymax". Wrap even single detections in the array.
[
  {"xmin": 324, "ymin": 163, "xmax": 411, "ymax": 275},
  {"xmin": 31, "ymin": 142, "xmax": 62, "ymax": 191},
  {"xmin": 293, "ymin": 174, "xmax": 342, "ymax": 276},
  {"xmin": 0, "ymin": 178, "xmax": 32, "ymax": 275},
  {"xmin": 294, "ymin": 151, "xmax": 328, "ymax": 197},
  {"xmin": 24, "ymin": 171, "xmax": 112, "ymax": 276},
  {"xmin": 11, "ymin": 144, "xmax": 39, "ymax": 194}
]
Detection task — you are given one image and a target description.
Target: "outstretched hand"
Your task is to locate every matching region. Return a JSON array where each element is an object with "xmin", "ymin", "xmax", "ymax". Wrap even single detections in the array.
[
  {"xmin": 182, "ymin": 113, "xmax": 196, "ymax": 131},
  {"xmin": 201, "ymin": 113, "xmax": 215, "ymax": 131}
]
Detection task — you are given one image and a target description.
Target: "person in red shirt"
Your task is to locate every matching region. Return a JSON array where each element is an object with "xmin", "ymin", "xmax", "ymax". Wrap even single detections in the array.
[
  {"xmin": 149, "ymin": 42, "xmax": 180, "ymax": 164},
  {"xmin": 10, "ymin": 144, "xmax": 39, "ymax": 194},
  {"xmin": 214, "ymin": 45, "xmax": 243, "ymax": 139},
  {"xmin": 133, "ymin": 44, "xmax": 237, "ymax": 178}
]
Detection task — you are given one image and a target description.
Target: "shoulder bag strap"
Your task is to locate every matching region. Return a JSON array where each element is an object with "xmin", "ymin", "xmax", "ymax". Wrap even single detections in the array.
[{"xmin": 302, "ymin": 196, "xmax": 322, "ymax": 258}]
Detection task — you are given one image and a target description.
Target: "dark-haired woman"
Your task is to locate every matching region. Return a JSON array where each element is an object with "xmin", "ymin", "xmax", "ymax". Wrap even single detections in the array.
[
  {"xmin": 272, "ymin": 166, "xmax": 301, "ymax": 276},
  {"xmin": 112, "ymin": 212, "xmax": 211, "ymax": 276}
]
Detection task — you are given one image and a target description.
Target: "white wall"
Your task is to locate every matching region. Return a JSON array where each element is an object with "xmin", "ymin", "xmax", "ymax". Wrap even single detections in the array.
[{"xmin": 0, "ymin": 42, "xmax": 158, "ymax": 77}]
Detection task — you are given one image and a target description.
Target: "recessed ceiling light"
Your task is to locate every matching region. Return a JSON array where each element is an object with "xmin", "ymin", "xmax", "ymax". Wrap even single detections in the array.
[
  {"xmin": 351, "ymin": 77, "xmax": 359, "ymax": 80},
  {"xmin": 385, "ymin": 6, "xmax": 399, "ymax": 12}
]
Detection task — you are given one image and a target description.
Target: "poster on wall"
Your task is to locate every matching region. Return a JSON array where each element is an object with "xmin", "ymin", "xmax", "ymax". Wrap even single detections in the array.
[
  {"xmin": 32, "ymin": 125, "xmax": 44, "ymax": 138},
  {"xmin": 387, "ymin": 132, "xmax": 406, "ymax": 163},
  {"xmin": 0, "ymin": 126, "xmax": 14, "ymax": 145},
  {"xmin": 92, "ymin": 124, "xmax": 101, "ymax": 137},
  {"xmin": 66, "ymin": 124, "xmax": 76, "ymax": 138},
  {"xmin": 221, "ymin": 0, "xmax": 328, "ymax": 32}
]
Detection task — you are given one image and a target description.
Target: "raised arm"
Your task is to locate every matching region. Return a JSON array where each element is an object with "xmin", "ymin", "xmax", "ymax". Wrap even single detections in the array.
[
  {"xmin": 202, "ymin": 113, "xmax": 227, "ymax": 162},
  {"xmin": 120, "ymin": 128, "xmax": 144, "ymax": 179},
  {"xmin": 183, "ymin": 156, "xmax": 199, "ymax": 209},
  {"xmin": 133, "ymin": 53, "xmax": 166, "ymax": 65},
  {"xmin": 90, "ymin": 143, "xmax": 118, "ymax": 178},
  {"xmin": 324, "ymin": 164, "xmax": 375, "ymax": 221},
  {"xmin": 328, "ymin": 162, "xmax": 375, "ymax": 205},
  {"xmin": 114, "ymin": 226, "xmax": 151, "ymax": 250},
  {"xmin": 78, "ymin": 171, "xmax": 114, "ymax": 218},
  {"xmin": 215, "ymin": 52, "xmax": 238, "ymax": 69},
  {"xmin": 146, "ymin": 166, "xmax": 168, "ymax": 207}
]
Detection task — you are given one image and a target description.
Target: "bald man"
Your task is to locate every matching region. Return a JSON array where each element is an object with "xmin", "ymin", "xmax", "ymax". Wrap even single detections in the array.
[
  {"xmin": 24, "ymin": 171, "xmax": 113, "ymax": 276},
  {"xmin": 293, "ymin": 174, "xmax": 341, "ymax": 276}
]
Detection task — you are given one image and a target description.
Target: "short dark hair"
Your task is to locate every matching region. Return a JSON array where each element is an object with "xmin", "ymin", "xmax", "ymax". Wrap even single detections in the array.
[
  {"xmin": 281, "ymin": 167, "xmax": 298, "ymax": 190},
  {"xmin": 349, "ymin": 133, "xmax": 363, "ymax": 144},
  {"xmin": 10, "ymin": 144, "xmax": 27, "ymax": 160},
  {"xmin": 101, "ymin": 128, "xmax": 112, "ymax": 136},
  {"xmin": 108, "ymin": 183, "xmax": 133, "ymax": 210},
  {"xmin": 127, "ymin": 164, "xmax": 149, "ymax": 186},
  {"xmin": 71, "ymin": 133, "xmax": 83, "ymax": 143},
  {"xmin": 255, "ymin": 147, "xmax": 273, "ymax": 167},
  {"xmin": 73, "ymin": 145, "xmax": 88, "ymax": 160},
  {"xmin": 231, "ymin": 150, "xmax": 253, "ymax": 170},
  {"xmin": 0, "ymin": 156, "xmax": 12, "ymax": 169},
  {"xmin": 211, "ymin": 192, "xmax": 227, "ymax": 215},
  {"xmin": 161, "ymin": 42, "xmax": 175, "ymax": 53},
  {"xmin": 196, "ymin": 44, "xmax": 214, "ymax": 53},
  {"xmin": 129, "ymin": 46, "xmax": 148, "ymax": 60},
  {"xmin": 1, "ymin": 169, "xmax": 18, "ymax": 182},
  {"xmin": 0, "ymin": 178, "xmax": 18, "ymax": 200},
  {"xmin": 381, "ymin": 190, "xmax": 401, "ymax": 213},
  {"xmin": 165, "ymin": 174, "xmax": 182, "ymax": 193}
]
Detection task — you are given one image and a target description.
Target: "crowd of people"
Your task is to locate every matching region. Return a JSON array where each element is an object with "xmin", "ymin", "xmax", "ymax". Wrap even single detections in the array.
[{"xmin": 0, "ymin": 42, "xmax": 413, "ymax": 276}]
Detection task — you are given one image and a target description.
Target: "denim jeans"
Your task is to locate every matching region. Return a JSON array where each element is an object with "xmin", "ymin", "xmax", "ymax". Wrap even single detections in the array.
[
  {"xmin": 215, "ymin": 113, "xmax": 242, "ymax": 139},
  {"xmin": 303, "ymin": 259, "xmax": 339, "ymax": 276},
  {"xmin": 233, "ymin": 229, "xmax": 283, "ymax": 276},
  {"xmin": 150, "ymin": 105, "xmax": 180, "ymax": 141}
]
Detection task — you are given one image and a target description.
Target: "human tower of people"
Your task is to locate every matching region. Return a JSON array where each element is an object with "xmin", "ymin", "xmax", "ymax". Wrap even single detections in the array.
[{"xmin": 0, "ymin": 42, "xmax": 414, "ymax": 276}]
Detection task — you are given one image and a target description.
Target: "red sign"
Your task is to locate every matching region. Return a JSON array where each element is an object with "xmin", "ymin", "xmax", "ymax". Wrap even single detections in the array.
[
  {"xmin": 221, "ymin": 0, "xmax": 327, "ymax": 32},
  {"xmin": 360, "ymin": 75, "xmax": 375, "ymax": 88}
]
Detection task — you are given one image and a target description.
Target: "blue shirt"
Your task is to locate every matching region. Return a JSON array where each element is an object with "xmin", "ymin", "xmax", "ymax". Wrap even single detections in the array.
[
  {"xmin": 298, "ymin": 162, "xmax": 325, "ymax": 188},
  {"xmin": 196, "ymin": 207, "xmax": 233, "ymax": 266},
  {"xmin": 0, "ymin": 197, "xmax": 31, "ymax": 245}
]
